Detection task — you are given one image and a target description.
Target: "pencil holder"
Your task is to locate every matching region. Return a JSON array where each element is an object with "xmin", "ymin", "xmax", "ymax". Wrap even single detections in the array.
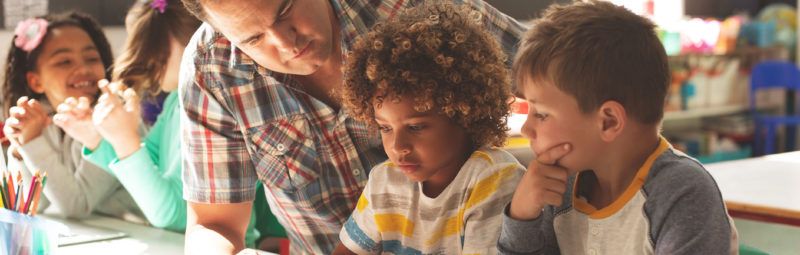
[{"xmin": 0, "ymin": 208, "xmax": 67, "ymax": 255}]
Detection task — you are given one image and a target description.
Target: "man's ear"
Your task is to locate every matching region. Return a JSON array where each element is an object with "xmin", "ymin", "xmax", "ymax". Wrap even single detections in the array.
[
  {"xmin": 26, "ymin": 71, "xmax": 44, "ymax": 93},
  {"xmin": 597, "ymin": 100, "xmax": 626, "ymax": 142}
]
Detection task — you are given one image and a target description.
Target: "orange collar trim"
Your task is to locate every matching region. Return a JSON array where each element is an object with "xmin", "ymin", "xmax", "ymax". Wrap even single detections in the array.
[{"xmin": 572, "ymin": 136, "xmax": 670, "ymax": 219}]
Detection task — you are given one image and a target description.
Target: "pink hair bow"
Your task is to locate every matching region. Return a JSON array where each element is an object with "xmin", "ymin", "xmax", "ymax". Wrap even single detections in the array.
[
  {"xmin": 14, "ymin": 18, "xmax": 48, "ymax": 52},
  {"xmin": 152, "ymin": 0, "xmax": 168, "ymax": 13}
]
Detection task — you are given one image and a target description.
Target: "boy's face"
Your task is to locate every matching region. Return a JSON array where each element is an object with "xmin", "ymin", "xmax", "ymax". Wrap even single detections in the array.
[
  {"xmin": 374, "ymin": 95, "xmax": 473, "ymax": 190},
  {"xmin": 519, "ymin": 79, "xmax": 602, "ymax": 174}
]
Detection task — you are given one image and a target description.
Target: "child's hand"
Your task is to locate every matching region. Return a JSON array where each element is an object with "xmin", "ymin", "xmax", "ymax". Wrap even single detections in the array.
[
  {"xmin": 2, "ymin": 96, "xmax": 49, "ymax": 146},
  {"xmin": 53, "ymin": 96, "xmax": 103, "ymax": 150},
  {"xmin": 92, "ymin": 79, "xmax": 142, "ymax": 159},
  {"xmin": 509, "ymin": 143, "xmax": 571, "ymax": 221}
]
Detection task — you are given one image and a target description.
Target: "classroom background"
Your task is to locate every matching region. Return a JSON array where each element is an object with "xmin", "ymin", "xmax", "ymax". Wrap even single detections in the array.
[{"xmin": 0, "ymin": 0, "xmax": 799, "ymax": 254}]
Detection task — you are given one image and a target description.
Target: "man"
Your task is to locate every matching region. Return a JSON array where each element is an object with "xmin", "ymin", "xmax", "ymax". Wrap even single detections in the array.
[{"xmin": 178, "ymin": 0, "xmax": 525, "ymax": 253}]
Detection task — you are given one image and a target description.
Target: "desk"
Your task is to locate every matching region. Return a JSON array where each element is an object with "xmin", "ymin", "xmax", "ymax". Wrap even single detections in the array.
[
  {"xmin": 705, "ymin": 151, "xmax": 800, "ymax": 226},
  {"xmin": 41, "ymin": 214, "xmax": 184, "ymax": 254}
]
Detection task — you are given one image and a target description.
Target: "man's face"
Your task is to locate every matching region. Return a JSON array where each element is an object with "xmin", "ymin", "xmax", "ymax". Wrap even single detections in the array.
[{"xmin": 203, "ymin": 0, "xmax": 337, "ymax": 75}]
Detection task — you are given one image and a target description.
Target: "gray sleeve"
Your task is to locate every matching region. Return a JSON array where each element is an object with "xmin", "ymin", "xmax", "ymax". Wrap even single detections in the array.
[
  {"xmin": 16, "ymin": 130, "xmax": 121, "ymax": 219},
  {"xmin": 643, "ymin": 157, "xmax": 733, "ymax": 254},
  {"xmin": 497, "ymin": 204, "xmax": 561, "ymax": 255}
]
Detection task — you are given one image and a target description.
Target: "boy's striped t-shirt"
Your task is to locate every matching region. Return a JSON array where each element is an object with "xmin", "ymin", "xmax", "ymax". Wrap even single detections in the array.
[{"xmin": 340, "ymin": 148, "xmax": 524, "ymax": 254}]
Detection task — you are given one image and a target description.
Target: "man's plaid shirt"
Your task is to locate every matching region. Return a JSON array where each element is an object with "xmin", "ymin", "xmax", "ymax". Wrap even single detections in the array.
[{"xmin": 179, "ymin": 0, "xmax": 525, "ymax": 253}]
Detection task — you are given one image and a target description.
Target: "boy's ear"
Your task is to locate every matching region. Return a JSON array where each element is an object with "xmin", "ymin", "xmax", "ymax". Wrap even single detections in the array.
[
  {"xmin": 597, "ymin": 100, "xmax": 626, "ymax": 142},
  {"xmin": 26, "ymin": 71, "xmax": 44, "ymax": 93}
]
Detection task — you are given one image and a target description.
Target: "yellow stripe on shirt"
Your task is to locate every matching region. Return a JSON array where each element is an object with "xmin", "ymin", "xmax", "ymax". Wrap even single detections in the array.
[
  {"xmin": 375, "ymin": 214, "xmax": 415, "ymax": 237},
  {"xmin": 357, "ymin": 193, "xmax": 369, "ymax": 212},
  {"xmin": 470, "ymin": 150, "xmax": 493, "ymax": 165},
  {"xmin": 425, "ymin": 164, "xmax": 518, "ymax": 245}
]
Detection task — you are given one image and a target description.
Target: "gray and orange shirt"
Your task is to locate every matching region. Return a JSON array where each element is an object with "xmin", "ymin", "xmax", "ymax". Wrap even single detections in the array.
[{"xmin": 498, "ymin": 137, "xmax": 738, "ymax": 254}]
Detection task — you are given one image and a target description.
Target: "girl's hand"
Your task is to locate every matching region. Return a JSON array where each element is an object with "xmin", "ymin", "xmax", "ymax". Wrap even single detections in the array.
[
  {"xmin": 508, "ymin": 143, "xmax": 571, "ymax": 221},
  {"xmin": 2, "ymin": 96, "xmax": 49, "ymax": 146},
  {"xmin": 92, "ymin": 79, "xmax": 142, "ymax": 159},
  {"xmin": 53, "ymin": 96, "xmax": 103, "ymax": 150}
]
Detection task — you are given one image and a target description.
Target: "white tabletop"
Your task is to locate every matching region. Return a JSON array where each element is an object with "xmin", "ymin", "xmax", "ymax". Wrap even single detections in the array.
[
  {"xmin": 705, "ymin": 151, "xmax": 800, "ymax": 222},
  {"xmin": 41, "ymin": 214, "xmax": 184, "ymax": 255}
]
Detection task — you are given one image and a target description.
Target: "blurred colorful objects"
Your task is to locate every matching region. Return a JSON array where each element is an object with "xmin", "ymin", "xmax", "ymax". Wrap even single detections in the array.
[{"xmin": 757, "ymin": 3, "xmax": 796, "ymax": 53}]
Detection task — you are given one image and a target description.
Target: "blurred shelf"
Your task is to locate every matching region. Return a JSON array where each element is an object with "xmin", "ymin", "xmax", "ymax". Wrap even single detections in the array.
[{"xmin": 664, "ymin": 105, "xmax": 748, "ymax": 121}]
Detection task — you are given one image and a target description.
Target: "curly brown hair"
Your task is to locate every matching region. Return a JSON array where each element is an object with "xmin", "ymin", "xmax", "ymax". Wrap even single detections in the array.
[{"xmin": 341, "ymin": 2, "xmax": 512, "ymax": 148}]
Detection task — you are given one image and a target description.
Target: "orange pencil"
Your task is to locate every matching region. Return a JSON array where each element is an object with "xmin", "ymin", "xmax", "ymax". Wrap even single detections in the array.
[
  {"xmin": 31, "ymin": 173, "xmax": 46, "ymax": 216},
  {"xmin": 6, "ymin": 172, "xmax": 15, "ymax": 210}
]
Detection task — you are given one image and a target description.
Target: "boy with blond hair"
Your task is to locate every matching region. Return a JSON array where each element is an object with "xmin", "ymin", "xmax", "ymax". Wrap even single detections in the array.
[{"xmin": 498, "ymin": 2, "xmax": 738, "ymax": 254}]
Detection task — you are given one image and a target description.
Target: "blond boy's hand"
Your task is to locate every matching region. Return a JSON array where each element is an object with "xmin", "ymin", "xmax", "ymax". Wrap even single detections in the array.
[
  {"xmin": 3, "ymin": 97, "xmax": 49, "ymax": 146},
  {"xmin": 509, "ymin": 144, "xmax": 571, "ymax": 221},
  {"xmin": 92, "ymin": 79, "xmax": 142, "ymax": 159},
  {"xmin": 53, "ymin": 96, "xmax": 102, "ymax": 150}
]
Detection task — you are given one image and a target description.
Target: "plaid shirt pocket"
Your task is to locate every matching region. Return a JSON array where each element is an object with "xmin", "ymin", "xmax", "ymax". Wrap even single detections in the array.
[{"xmin": 249, "ymin": 116, "xmax": 320, "ymax": 192}]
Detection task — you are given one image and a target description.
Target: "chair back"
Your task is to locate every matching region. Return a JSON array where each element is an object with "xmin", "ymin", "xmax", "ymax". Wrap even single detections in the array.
[{"xmin": 749, "ymin": 60, "xmax": 800, "ymax": 115}]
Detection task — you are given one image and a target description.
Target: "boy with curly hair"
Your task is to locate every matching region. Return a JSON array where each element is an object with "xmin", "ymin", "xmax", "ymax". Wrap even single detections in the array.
[
  {"xmin": 498, "ymin": 2, "xmax": 738, "ymax": 254},
  {"xmin": 333, "ymin": 3, "xmax": 524, "ymax": 254}
]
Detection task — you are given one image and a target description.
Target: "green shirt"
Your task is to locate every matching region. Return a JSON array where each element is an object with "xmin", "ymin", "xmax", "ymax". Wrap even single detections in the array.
[{"xmin": 83, "ymin": 91, "xmax": 280, "ymax": 246}]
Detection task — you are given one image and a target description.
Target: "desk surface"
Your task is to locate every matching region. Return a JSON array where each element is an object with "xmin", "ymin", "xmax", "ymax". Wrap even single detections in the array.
[
  {"xmin": 42, "ymin": 214, "xmax": 184, "ymax": 255},
  {"xmin": 705, "ymin": 151, "xmax": 800, "ymax": 225}
]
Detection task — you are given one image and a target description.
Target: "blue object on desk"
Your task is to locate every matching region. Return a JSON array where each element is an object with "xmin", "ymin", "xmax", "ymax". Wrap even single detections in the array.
[
  {"xmin": 0, "ymin": 208, "xmax": 68, "ymax": 255},
  {"xmin": 749, "ymin": 60, "xmax": 800, "ymax": 156}
]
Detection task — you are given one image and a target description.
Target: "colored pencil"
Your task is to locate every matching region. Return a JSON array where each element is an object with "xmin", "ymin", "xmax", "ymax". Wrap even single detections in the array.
[
  {"xmin": 3, "ymin": 172, "xmax": 11, "ymax": 209},
  {"xmin": 23, "ymin": 172, "xmax": 39, "ymax": 214},
  {"xmin": 31, "ymin": 172, "xmax": 47, "ymax": 216},
  {"xmin": 14, "ymin": 178, "xmax": 21, "ymax": 212},
  {"xmin": 0, "ymin": 182, "xmax": 5, "ymax": 209},
  {"xmin": 7, "ymin": 172, "xmax": 16, "ymax": 211}
]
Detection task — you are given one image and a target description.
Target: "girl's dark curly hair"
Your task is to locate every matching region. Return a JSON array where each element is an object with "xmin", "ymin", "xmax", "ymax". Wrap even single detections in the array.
[
  {"xmin": 341, "ymin": 2, "xmax": 512, "ymax": 148},
  {"xmin": 2, "ymin": 11, "xmax": 113, "ymax": 115}
]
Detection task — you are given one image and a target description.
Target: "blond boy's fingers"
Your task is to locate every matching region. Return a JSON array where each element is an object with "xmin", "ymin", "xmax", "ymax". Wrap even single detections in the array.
[
  {"xmin": 122, "ymin": 88, "xmax": 141, "ymax": 114},
  {"xmin": 57, "ymin": 101, "xmax": 74, "ymax": 114},
  {"xmin": 26, "ymin": 99, "xmax": 49, "ymax": 125},
  {"xmin": 76, "ymin": 97, "xmax": 93, "ymax": 117},
  {"xmin": 109, "ymin": 81, "xmax": 125, "ymax": 96},
  {"xmin": 64, "ymin": 97, "xmax": 78, "ymax": 106},
  {"xmin": 9, "ymin": 106, "xmax": 26, "ymax": 118},
  {"xmin": 535, "ymin": 143, "xmax": 571, "ymax": 165},
  {"xmin": 98, "ymin": 79, "xmax": 111, "ymax": 94},
  {"xmin": 97, "ymin": 80, "xmax": 123, "ymax": 107},
  {"xmin": 52, "ymin": 113, "xmax": 73, "ymax": 127},
  {"xmin": 16, "ymin": 96, "xmax": 28, "ymax": 106}
]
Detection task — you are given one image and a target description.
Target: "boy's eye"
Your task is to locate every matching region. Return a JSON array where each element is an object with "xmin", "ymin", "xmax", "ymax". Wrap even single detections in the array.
[
  {"xmin": 86, "ymin": 57, "xmax": 101, "ymax": 63},
  {"xmin": 378, "ymin": 126, "xmax": 392, "ymax": 132},
  {"xmin": 408, "ymin": 124, "xmax": 424, "ymax": 131},
  {"xmin": 56, "ymin": 59, "xmax": 72, "ymax": 66},
  {"xmin": 533, "ymin": 113, "xmax": 548, "ymax": 120}
]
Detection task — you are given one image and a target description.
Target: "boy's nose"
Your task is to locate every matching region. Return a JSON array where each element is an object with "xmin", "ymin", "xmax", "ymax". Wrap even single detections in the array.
[
  {"xmin": 520, "ymin": 120, "xmax": 536, "ymax": 140},
  {"xmin": 390, "ymin": 134, "xmax": 411, "ymax": 156}
]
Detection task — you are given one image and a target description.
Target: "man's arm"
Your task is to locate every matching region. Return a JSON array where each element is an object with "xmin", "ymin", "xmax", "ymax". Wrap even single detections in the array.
[{"xmin": 185, "ymin": 201, "xmax": 253, "ymax": 254}]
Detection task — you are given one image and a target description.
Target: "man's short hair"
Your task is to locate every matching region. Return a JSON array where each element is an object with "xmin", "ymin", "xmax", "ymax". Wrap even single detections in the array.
[{"xmin": 514, "ymin": 1, "xmax": 670, "ymax": 124}]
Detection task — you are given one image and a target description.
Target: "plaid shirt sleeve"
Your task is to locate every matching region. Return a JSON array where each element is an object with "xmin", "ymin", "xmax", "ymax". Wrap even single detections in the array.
[
  {"xmin": 457, "ymin": 0, "xmax": 527, "ymax": 90},
  {"xmin": 179, "ymin": 24, "xmax": 258, "ymax": 204}
]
